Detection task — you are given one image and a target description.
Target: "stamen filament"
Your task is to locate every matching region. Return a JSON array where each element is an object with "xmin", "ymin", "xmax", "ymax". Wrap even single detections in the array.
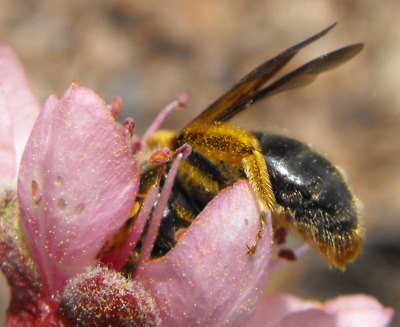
[
  {"xmin": 134, "ymin": 154, "xmax": 183, "ymax": 276},
  {"xmin": 141, "ymin": 92, "xmax": 187, "ymax": 151}
]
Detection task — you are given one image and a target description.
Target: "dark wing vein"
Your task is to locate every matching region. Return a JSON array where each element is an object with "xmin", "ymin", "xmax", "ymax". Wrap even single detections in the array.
[
  {"xmin": 184, "ymin": 23, "xmax": 337, "ymax": 127},
  {"xmin": 220, "ymin": 43, "xmax": 364, "ymax": 122}
]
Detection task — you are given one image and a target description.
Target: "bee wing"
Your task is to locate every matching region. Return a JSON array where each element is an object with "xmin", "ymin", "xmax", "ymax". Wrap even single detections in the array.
[
  {"xmin": 218, "ymin": 43, "xmax": 364, "ymax": 121},
  {"xmin": 185, "ymin": 23, "xmax": 337, "ymax": 127}
]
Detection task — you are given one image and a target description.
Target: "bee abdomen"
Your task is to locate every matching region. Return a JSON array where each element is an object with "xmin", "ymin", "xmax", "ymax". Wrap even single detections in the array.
[{"xmin": 254, "ymin": 132, "xmax": 362, "ymax": 269}]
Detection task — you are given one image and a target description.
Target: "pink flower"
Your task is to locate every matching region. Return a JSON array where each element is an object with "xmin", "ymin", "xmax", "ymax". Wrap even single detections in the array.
[
  {"xmin": 0, "ymin": 40, "xmax": 394, "ymax": 326},
  {"xmin": 0, "ymin": 40, "xmax": 40, "ymax": 183},
  {"xmin": 17, "ymin": 82, "xmax": 140, "ymax": 299},
  {"xmin": 247, "ymin": 293, "xmax": 394, "ymax": 327}
]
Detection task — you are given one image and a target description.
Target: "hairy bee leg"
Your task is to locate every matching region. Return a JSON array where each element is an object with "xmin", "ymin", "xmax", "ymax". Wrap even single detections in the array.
[
  {"xmin": 242, "ymin": 148, "xmax": 276, "ymax": 255},
  {"xmin": 242, "ymin": 149, "xmax": 276, "ymax": 213},
  {"xmin": 180, "ymin": 123, "xmax": 276, "ymax": 254},
  {"xmin": 247, "ymin": 211, "xmax": 267, "ymax": 255},
  {"xmin": 181, "ymin": 123, "xmax": 276, "ymax": 210}
]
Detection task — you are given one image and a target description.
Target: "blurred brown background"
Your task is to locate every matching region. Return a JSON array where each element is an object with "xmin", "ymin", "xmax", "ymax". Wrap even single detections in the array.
[{"xmin": 0, "ymin": 1, "xmax": 399, "ymax": 326}]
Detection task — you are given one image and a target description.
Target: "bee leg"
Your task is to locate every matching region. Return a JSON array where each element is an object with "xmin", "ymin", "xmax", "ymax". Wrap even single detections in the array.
[
  {"xmin": 242, "ymin": 148, "xmax": 276, "ymax": 212},
  {"xmin": 181, "ymin": 123, "xmax": 276, "ymax": 253},
  {"xmin": 242, "ymin": 143, "xmax": 276, "ymax": 255},
  {"xmin": 246, "ymin": 211, "xmax": 267, "ymax": 255},
  {"xmin": 242, "ymin": 146, "xmax": 276, "ymax": 254}
]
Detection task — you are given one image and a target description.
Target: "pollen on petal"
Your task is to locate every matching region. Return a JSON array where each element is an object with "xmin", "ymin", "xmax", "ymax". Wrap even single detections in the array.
[
  {"xmin": 136, "ymin": 180, "xmax": 273, "ymax": 326},
  {"xmin": 18, "ymin": 84, "xmax": 140, "ymax": 297}
]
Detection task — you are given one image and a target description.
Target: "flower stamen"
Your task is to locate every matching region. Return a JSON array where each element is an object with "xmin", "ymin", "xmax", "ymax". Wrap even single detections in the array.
[
  {"xmin": 134, "ymin": 145, "xmax": 191, "ymax": 276},
  {"xmin": 269, "ymin": 243, "xmax": 310, "ymax": 273},
  {"xmin": 140, "ymin": 92, "xmax": 187, "ymax": 151},
  {"xmin": 109, "ymin": 96, "xmax": 123, "ymax": 118}
]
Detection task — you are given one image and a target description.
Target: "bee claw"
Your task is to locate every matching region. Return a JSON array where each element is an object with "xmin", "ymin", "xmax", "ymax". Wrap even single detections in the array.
[
  {"xmin": 246, "ymin": 243, "xmax": 257, "ymax": 255},
  {"xmin": 246, "ymin": 214, "xmax": 267, "ymax": 255}
]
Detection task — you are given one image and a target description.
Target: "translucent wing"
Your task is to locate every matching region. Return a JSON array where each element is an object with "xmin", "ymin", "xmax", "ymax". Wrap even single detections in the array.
[
  {"xmin": 219, "ymin": 43, "xmax": 364, "ymax": 122},
  {"xmin": 183, "ymin": 23, "xmax": 363, "ymax": 127}
]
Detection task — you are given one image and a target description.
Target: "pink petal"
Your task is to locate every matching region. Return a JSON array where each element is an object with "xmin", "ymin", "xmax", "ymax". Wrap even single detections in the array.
[
  {"xmin": 268, "ymin": 309, "xmax": 338, "ymax": 327},
  {"xmin": 246, "ymin": 293, "xmax": 394, "ymax": 327},
  {"xmin": 0, "ymin": 87, "xmax": 15, "ymax": 182},
  {"xmin": 137, "ymin": 180, "xmax": 273, "ymax": 327},
  {"xmin": 323, "ymin": 295, "xmax": 394, "ymax": 327},
  {"xmin": 18, "ymin": 83, "xmax": 139, "ymax": 297},
  {"xmin": 0, "ymin": 40, "xmax": 40, "ymax": 181},
  {"xmin": 247, "ymin": 293, "xmax": 319, "ymax": 326}
]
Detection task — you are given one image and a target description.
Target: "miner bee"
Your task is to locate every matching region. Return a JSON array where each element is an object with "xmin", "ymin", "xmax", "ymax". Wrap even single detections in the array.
[{"xmin": 125, "ymin": 24, "xmax": 364, "ymax": 270}]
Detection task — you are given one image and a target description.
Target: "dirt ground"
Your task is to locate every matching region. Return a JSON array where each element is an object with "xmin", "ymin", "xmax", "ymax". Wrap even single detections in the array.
[{"xmin": 0, "ymin": 1, "xmax": 399, "ymax": 326}]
